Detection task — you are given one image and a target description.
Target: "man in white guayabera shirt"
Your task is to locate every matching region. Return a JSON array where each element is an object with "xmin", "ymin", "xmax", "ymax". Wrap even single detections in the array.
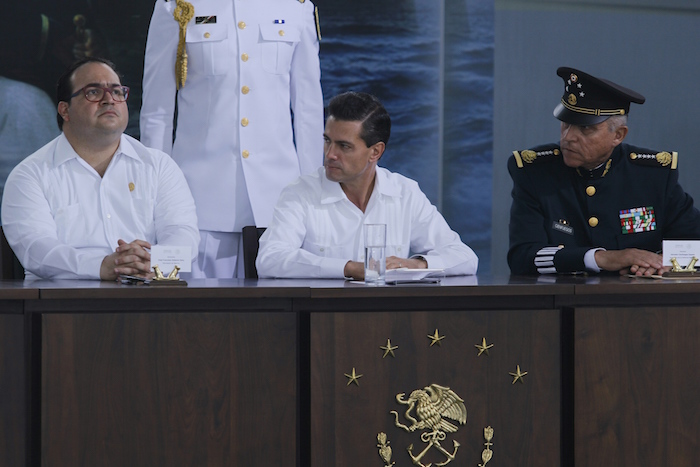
[
  {"xmin": 1, "ymin": 58, "xmax": 199, "ymax": 280},
  {"xmin": 256, "ymin": 92, "xmax": 478, "ymax": 280}
]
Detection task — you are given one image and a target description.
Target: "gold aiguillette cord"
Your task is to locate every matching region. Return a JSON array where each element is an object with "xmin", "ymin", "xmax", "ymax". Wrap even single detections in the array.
[{"xmin": 173, "ymin": 0, "xmax": 194, "ymax": 89}]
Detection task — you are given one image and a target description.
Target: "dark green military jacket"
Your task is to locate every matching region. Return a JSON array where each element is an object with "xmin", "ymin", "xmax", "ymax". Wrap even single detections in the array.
[{"xmin": 508, "ymin": 142, "xmax": 700, "ymax": 275}]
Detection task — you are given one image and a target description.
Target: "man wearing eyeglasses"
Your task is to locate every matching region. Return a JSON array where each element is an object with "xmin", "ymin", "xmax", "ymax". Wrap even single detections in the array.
[{"xmin": 1, "ymin": 57, "xmax": 200, "ymax": 280}]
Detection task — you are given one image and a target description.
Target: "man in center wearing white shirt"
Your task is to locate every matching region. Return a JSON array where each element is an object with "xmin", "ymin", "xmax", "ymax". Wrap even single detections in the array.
[
  {"xmin": 1, "ymin": 57, "xmax": 199, "ymax": 280},
  {"xmin": 256, "ymin": 92, "xmax": 478, "ymax": 279}
]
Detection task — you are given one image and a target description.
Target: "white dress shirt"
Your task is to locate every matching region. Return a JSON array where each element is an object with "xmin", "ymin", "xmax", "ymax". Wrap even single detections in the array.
[
  {"xmin": 256, "ymin": 167, "xmax": 479, "ymax": 278},
  {"xmin": 1, "ymin": 134, "xmax": 200, "ymax": 280},
  {"xmin": 140, "ymin": 0, "xmax": 324, "ymax": 232}
]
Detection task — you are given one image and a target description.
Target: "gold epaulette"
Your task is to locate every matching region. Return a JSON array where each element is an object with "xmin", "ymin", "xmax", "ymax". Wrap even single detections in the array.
[
  {"xmin": 512, "ymin": 146, "xmax": 561, "ymax": 169},
  {"xmin": 629, "ymin": 151, "xmax": 678, "ymax": 170}
]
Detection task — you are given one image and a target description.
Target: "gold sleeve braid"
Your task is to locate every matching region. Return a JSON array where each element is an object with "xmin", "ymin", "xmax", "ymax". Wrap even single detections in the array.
[{"xmin": 173, "ymin": 0, "xmax": 195, "ymax": 89}]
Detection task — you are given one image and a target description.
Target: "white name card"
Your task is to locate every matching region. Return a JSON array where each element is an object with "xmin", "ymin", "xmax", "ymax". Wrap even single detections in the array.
[
  {"xmin": 662, "ymin": 240, "xmax": 700, "ymax": 268},
  {"xmin": 151, "ymin": 245, "xmax": 192, "ymax": 273}
]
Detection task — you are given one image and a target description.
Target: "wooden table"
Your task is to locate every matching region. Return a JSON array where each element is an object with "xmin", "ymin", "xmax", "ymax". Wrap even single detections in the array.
[{"xmin": 0, "ymin": 275, "xmax": 698, "ymax": 466}]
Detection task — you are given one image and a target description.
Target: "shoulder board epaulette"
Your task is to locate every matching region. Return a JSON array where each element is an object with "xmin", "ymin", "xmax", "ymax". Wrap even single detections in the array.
[
  {"xmin": 512, "ymin": 145, "xmax": 561, "ymax": 169},
  {"xmin": 628, "ymin": 151, "xmax": 678, "ymax": 170}
]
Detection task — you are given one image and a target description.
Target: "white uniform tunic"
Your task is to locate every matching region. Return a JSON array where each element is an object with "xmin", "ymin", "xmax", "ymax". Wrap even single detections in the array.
[{"xmin": 140, "ymin": 0, "xmax": 324, "ymax": 276}]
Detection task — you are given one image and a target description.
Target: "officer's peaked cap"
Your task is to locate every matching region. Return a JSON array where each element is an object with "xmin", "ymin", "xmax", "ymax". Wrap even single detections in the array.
[{"xmin": 553, "ymin": 67, "xmax": 645, "ymax": 126}]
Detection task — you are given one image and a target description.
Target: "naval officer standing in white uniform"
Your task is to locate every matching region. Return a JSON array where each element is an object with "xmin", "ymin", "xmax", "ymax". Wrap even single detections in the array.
[{"xmin": 140, "ymin": 0, "xmax": 324, "ymax": 277}]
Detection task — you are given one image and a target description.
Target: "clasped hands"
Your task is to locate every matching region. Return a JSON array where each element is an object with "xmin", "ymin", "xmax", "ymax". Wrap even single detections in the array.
[
  {"xmin": 595, "ymin": 248, "xmax": 669, "ymax": 276},
  {"xmin": 344, "ymin": 255, "xmax": 428, "ymax": 281},
  {"xmin": 100, "ymin": 239, "xmax": 153, "ymax": 281}
]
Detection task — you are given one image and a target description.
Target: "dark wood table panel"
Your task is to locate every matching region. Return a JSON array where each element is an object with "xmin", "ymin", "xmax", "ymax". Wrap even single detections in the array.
[
  {"xmin": 311, "ymin": 308, "xmax": 560, "ymax": 467},
  {"xmin": 575, "ymin": 306, "xmax": 700, "ymax": 467},
  {"xmin": 32, "ymin": 278, "xmax": 310, "ymax": 300},
  {"xmin": 41, "ymin": 311, "xmax": 297, "ymax": 466},
  {"xmin": 0, "ymin": 309, "xmax": 25, "ymax": 467},
  {"xmin": 1, "ymin": 274, "xmax": 696, "ymax": 466}
]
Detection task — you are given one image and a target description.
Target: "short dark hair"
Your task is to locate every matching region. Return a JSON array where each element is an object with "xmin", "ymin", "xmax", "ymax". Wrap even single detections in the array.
[
  {"xmin": 56, "ymin": 57, "xmax": 121, "ymax": 130},
  {"xmin": 327, "ymin": 92, "xmax": 391, "ymax": 147}
]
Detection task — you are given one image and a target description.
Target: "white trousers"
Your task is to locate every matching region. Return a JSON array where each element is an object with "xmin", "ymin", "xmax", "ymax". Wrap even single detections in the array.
[{"xmin": 188, "ymin": 230, "xmax": 244, "ymax": 278}]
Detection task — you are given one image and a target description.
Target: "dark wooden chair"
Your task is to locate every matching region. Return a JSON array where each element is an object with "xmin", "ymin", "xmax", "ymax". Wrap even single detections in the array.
[
  {"xmin": 0, "ymin": 226, "xmax": 24, "ymax": 280},
  {"xmin": 242, "ymin": 226, "xmax": 266, "ymax": 279}
]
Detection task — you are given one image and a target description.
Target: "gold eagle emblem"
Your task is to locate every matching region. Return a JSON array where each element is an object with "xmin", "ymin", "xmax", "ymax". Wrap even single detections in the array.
[
  {"xmin": 390, "ymin": 384, "xmax": 467, "ymax": 466},
  {"xmin": 521, "ymin": 150, "xmax": 537, "ymax": 163},
  {"xmin": 656, "ymin": 151, "xmax": 672, "ymax": 166}
]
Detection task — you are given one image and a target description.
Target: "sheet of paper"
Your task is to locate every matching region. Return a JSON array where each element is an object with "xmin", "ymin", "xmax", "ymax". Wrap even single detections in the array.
[
  {"xmin": 662, "ymin": 240, "xmax": 700, "ymax": 268},
  {"xmin": 150, "ymin": 245, "xmax": 192, "ymax": 273},
  {"xmin": 385, "ymin": 268, "xmax": 444, "ymax": 282}
]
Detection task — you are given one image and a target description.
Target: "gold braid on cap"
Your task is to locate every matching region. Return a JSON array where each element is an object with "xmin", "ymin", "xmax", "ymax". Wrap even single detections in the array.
[
  {"xmin": 173, "ymin": 0, "xmax": 194, "ymax": 89},
  {"xmin": 560, "ymin": 98, "xmax": 625, "ymax": 117}
]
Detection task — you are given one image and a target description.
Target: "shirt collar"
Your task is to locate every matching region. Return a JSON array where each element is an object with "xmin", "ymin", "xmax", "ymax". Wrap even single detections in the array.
[
  {"xmin": 320, "ymin": 167, "xmax": 346, "ymax": 204},
  {"xmin": 54, "ymin": 133, "xmax": 143, "ymax": 167},
  {"xmin": 319, "ymin": 166, "xmax": 402, "ymax": 204},
  {"xmin": 374, "ymin": 167, "xmax": 402, "ymax": 198}
]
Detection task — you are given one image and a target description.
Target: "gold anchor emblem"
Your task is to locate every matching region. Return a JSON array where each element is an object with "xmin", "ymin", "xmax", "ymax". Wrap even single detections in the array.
[{"xmin": 389, "ymin": 384, "xmax": 467, "ymax": 466}]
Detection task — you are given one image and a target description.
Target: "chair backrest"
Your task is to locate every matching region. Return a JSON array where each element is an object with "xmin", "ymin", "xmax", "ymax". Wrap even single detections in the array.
[
  {"xmin": 242, "ymin": 226, "xmax": 266, "ymax": 279},
  {"xmin": 0, "ymin": 226, "xmax": 24, "ymax": 280}
]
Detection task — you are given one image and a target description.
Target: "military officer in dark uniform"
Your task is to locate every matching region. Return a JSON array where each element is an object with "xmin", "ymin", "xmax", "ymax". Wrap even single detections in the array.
[{"xmin": 508, "ymin": 67, "xmax": 700, "ymax": 276}]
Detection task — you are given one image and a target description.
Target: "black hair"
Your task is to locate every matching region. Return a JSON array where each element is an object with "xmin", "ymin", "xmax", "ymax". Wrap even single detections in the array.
[
  {"xmin": 55, "ymin": 57, "xmax": 121, "ymax": 130},
  {"xmin": 327, "ymin": 92, "xmax": 391, "ymax": 147}
]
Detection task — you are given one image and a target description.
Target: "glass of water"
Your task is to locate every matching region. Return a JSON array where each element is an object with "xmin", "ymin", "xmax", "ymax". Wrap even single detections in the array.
[{"xmin": 364, "ymin": 224, "xmax": 386, "ymax": 285}]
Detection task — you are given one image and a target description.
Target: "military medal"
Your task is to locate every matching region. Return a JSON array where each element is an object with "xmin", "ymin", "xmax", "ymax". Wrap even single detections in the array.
[{"xmin": 620, "ymin": 206, "xmax": 656, "ymax": 234}]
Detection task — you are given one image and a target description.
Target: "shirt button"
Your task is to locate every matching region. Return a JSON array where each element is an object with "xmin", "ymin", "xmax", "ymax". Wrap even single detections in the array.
[
  {"xmin": 241, "ymin": 85, "xmax": 250, "ymax": 94},
  {"xmin": 241, "ymin": 117, "xmax": 249, "ymax": 127},
  {"xmin": 588, "ymin": 217, "xmax": 599, "ymax": 227},
  {"xmin": 278, "ymin": 29, "xmax": 285, "ymax": 36},
  {"xmin": 320, "ymin": 247, "xmax": 324, "ymax": 252},
  {"xmin": 107, "ymin": 214, "xmax": 111, "ymax": 219},
  {"xmin": 586, "ymin": 186, "xmax": 596, "ymax": 196},
  {"xmin": 204, "ymin": 32, "xmax": 211, "ymax": 38},
  {"xmin": 241, "ymin": 53, "xmax": 249, "ymax": 62},
  {"xmin": 242, "ymin": 150, "xmax": 249, "ymax": 159},
  {"xmin": 238, "ymin": 21, "xmax": 246, "ymax": 29}
]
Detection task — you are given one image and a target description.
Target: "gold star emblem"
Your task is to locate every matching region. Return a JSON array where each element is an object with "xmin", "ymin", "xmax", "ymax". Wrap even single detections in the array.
[
  {"xmin": 509, "ymin": 365, "xmax": 528, "ymax": 384},
  {"xmin": 344, "ymin": 367, "xmax": 363, "ymax": 386},
  {"xmin": 380, "ymin": 338, "xmax": 398, "ymax": 358},
  {"xmin": 427, "ymin": 329, "xmax": 445, "ymax": 347},
  {"xmin": 475, "ymin": 337, "xmax": 494, "ymax": 356}
]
